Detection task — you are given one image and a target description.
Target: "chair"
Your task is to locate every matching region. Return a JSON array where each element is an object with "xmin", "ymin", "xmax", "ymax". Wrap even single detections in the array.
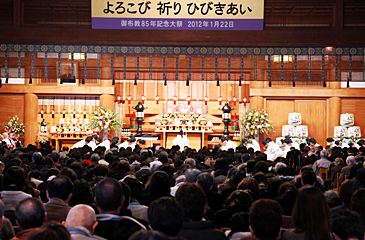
[
  {"xmin": 319, "ymin": 168, "xmax": 329, "ymax": 181},
  {"xmin": 13, "ymin": 226, "xmax": 21, "ymax": 235},
  {"xmin": 282, "ymin": 215, "xmax": 294, "ymax": 230},
  {"xmin": 4, "ymin": 211, "xmax": 17, "ymax": 226},
  {"xmin": 336, "ymin": 172, "xmax": 341, "ymax": 192}
]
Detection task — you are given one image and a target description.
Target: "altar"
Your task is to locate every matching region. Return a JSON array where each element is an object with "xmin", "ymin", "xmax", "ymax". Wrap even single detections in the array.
[
  {"xmin": 155, "ymin": 125, "xmax": 213, "ymax": 150},
  {"xmin": 49, "ymin": 134, "xmax": 87, "ymax": 151}
]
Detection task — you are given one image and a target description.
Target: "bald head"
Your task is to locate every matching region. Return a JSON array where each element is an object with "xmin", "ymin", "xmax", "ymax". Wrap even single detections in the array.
[{"xmin": 65, "ymin": 204, "xmax": 97, "ymax": 233}]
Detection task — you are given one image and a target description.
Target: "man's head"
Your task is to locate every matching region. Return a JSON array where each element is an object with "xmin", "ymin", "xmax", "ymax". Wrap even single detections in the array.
[
  {"xmin": 247, "ymin": 135, "xmax": 254, "ymax": 140},
  {"xmin": 249, "ymin": 199, "xmax": 283, "ymax": 239},
  {"xmin": 220, "ymin": 136, "xmax": 228, "ymax": 146},
  {"xmin": 241, "ymin": 139, "xmax": 248, "ymax": 147},
  {"xmin": 347, "ymin": 156, "xmax": 356, "ymax": 165},
  {"xmin": 65, "ymin": 204, "xmax": 98, "ymax": 235},
  {"xmin": 85, "ymin": 136, "xmax": 93, "ymax": 144},
  {"xmin": 249, "ymin": 199, "xmax": 282, "ymax": 240},
  {"xmin": 183, "ymin": 158, "xmax": 196, "ymax": 168},
  {"xmin": 261, "ymin": 140, "xmax": 269, "ymax": 148},
  {"xmin": 196, "ymin": 172, "xmax": 214, "ymax": 191},
  {"xmin": 47, "ymin": 176, "xmax": 74, "ymax": 202},
  {"xmin": 339, "ymin": 179, "xmax": 362, "ymax": 205},
  {"xmin": 94, "ymin": 178, "xmax": 124, "ymax": 214},
  {"xmin": 64, "ymin": 66, "xmax": 71, "ymax": 74},
  {"xmin": 332, "ymin": 209, "xmax": 365, "ymax": 240},
  {"xmin": 148, "ymin": 197, "xmax": 184, "ymax": 237},
  {"xmin": 357, "ymin": 140, "xmax": 365, "ymax": 147},
  {"xmin": 128, "ymin": 136, "xmax": 136, "ymax": 143},
  {"xmin": 175, "ymin": 182, "xmax": 207, "ymax": 222},
  {"xmin": 301, "ymin": 170, "xmax": 317, "ymax": 187},
  {"xmin": 15, "ymin": 198, "xmax": 46, "ymax": 230},
  {"xmin": 320, "ymin": 150, "xmax": 328, "ymax": 159}
]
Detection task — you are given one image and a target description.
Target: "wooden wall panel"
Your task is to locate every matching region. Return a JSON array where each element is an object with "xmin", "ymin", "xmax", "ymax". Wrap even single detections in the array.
[
  {"xmin": 342, "ymin": 99, "xmax": 365, "ymax": 136},
  {"xmin": 295, "ymin": 100, "xmax": 327, "ymax": 147},
  {"xmin": 264, "ymin": 100, "xmax": 295, "ymax": 143},
  {"xmin": 0, "ymin": 94, "xmax": 25, "ymax": 132}
]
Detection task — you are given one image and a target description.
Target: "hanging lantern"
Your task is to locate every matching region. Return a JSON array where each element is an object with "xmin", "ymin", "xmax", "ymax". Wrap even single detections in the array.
[
  {"xmin": 155, "ymin": 95, "xmax": 159, "ymax": 104},
  {"xmin": 62, "ymin": 109, "xmax": 66, "ymax": 118},
  {"xmin": 117, "ymin": 96, "xmax": 121, "ymax": 104},
  {"xmin": 233, "ymin": 96, "xmax": 237, "ymax": 105},
  {"xmin": 187, "ymin": 96, "xmax": 191, "ymax": 105},
  {"xmin": 218, "ymin": 96, "xmax": 222, "ymax": 105},
  {"xmin": 127, "ymin": 95, "xmax": 131, "ymax": 104},
  {"xmin": 243, "ymin": 98, "xmax": 247, "ymax": 107},
  {"xmin": 173, "ymin": 96, "xmax": 177, "ymax": 105},
  {"xmin": 204, "ymin": 96, "xmax": 209, "ymax": 106},
  {"xmin": 41, "ymin": 110, "xmax": 44, "ymax": 118},
  {"xmin": 141, "ymin": 95, "xmax": 146, "ymax": 104},
  {"xmin": 73, "ymin": 110, "xmax": 76, "ymax": 119},
  {"xmin": 52, "ymin": 110, "xmax": 55, "ymax": 119},
  {"xmin": 83, "ymin": 110, "xmax": 87, "ymax": 118}
]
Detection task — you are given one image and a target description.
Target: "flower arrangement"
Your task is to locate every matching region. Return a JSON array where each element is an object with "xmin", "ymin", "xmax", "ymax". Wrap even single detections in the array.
[
  {"xmin": 4, "ymin": 116, "xmax": 25, "ymax": 137},
  {"xmin": 90, "ymin": 107, "xmax": 122, "ymax": 131},
  {"xmin": 36, "ymin": 131, "xmax": 49, "ymax": 144},
  {"xmin": 241, "ymin": 109, "xmax": 274, "ymax": 135}
]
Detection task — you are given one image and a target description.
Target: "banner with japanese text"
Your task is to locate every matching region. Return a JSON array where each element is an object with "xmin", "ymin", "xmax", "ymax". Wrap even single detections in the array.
[{"xmin": 92, "ymin": 0, "xmax": 264, "ymax": 30}]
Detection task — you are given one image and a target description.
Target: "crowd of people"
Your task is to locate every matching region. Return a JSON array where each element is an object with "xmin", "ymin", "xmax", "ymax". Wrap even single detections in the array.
[{"xmin": 0, "ymin": 132, "xmax": 364, "ymax": 240}]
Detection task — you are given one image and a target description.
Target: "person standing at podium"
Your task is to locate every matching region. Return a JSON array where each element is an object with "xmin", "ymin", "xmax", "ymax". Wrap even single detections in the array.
[{"xmin": 172, "ymin": 130, "xmax": 190, "ymax": 152}]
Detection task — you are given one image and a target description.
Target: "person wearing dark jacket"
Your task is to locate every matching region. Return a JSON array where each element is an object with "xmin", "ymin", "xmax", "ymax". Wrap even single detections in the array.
[{"xmin": 94, "ymin": 178, "xmax": 146, "ymax": 240}]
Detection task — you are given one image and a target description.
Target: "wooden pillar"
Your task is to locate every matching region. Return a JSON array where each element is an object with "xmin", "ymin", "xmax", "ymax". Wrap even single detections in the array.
[
  {"xmin": 24, "ymin": 93, "xmax": 38, "ymax": 146},
  {"xmin": 250, "ymin": 96, "xmax": 265, "ymax": 111},
  {"xmin": 327, "ymin": 97, "xmax": 341, "ymax": 137},
  {"xmin": 328, "ymin": 81, "xmax": 341, "ymax": 89},
  {"xmin": 100, "ymin": 94, "xmax": 115, "ymax": 110},
  {"xmin": 249, "ymin": 78, "xmax": 265, "ymax": 110}
]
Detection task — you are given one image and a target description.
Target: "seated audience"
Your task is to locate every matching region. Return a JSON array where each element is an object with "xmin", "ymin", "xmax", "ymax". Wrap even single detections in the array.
[
  {"xmin": 249, "ymin": 199, "xmax": 283, "ymax": 240},
  {"xmin": 141, "ymin": 171, "xmax": 172, "ymax": 206},
  {"xmin": 0, "ymin": 199, "xmax": 15, "ymax": 240},
  {"xmin": 1, "ymin": 166, "xmax": 32, "ymax": 211},
  {"xmin": 45, "ymin": 175, "xmax": 74, "ymax": 223},
  {"xmin": 148, "ymin": 197, "xmax": 185, "ymax": 240},
  {"xmin": 12, "ymin": 198, "xmax": 46, "ymax": 240},
  {"xmin": 64, "ymin": 204, "xmax": 105, "ymax": 240},
  {"xmin": 282, "ymin": 187, "xmax": 332, "ymax": 240},
  {"xmin": 94, "ymin": 178, "xmax": 146, "ymax": 240},
  {"xmin": 331, "ymin": 209, "xmax": 365, "ymax": 240},
  {"xmin": 214, "ymin": 190, "xmax": 252, "ymax": 229},
  {"xmin": 175, "ymin": 182, "xmax": 227, "ymax": 240},
  {"xmin": 26, "ymin": 222, "xmax": 71, "ymax": 240}
]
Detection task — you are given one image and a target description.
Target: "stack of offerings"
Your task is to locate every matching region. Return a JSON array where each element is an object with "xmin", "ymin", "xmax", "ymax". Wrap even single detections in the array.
[
  {"xmin": 282, "ymin": 113, "xmax": 308, "ymax": 138},
  {"xmin": 334, "ymin": 114, "xmax": 361, "ymax": 140}
]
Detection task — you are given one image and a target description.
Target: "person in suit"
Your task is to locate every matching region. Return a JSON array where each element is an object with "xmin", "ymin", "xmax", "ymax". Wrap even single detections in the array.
[
  {"xmin": 45, "ymin": 176, "xmax": 73, "ymax": 223},
  {"xmin": 61, "ymin": 66, "xmax": 76, "ymax": 83},
  {"xmin": 339, "ymin": 156, "xmax": 355, "ymax": 183}
]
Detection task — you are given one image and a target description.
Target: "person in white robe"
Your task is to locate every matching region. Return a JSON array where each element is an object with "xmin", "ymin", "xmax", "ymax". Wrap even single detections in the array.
[
  {"xmin": 262, "ymin": 138, "xmax": 281, "ymax": 161},
  {"xmin": 220, "ymin": 136, "xmax": 237, "ymax": 152},
  {"xmin": 98, "ymin": 137, "xmax": 119, "ymax": 151},
  {"xmin": 2, "ymin": 132, "xmax": 12, "ymax": 148},
  {"xmin": 172, "ymin": 130, "xmax": 190, "ymax": 152},
  {"xmin": 246, "ymin": 135, "xmax": 261, "ymax": 152},
  {"xmin": 118, "ymin": 136, "xmax": 136, "ymax": 150},
  {"xmin": 71, "ymin": 136, "xmax": 93, "ymax": 149},
  {"xmin": 88, "ymin": 137, "xmax": 101, "ymax": 151},
  {"xmin": 280, "ymin": 138, "xmax": 299, "ymax": 158}
]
